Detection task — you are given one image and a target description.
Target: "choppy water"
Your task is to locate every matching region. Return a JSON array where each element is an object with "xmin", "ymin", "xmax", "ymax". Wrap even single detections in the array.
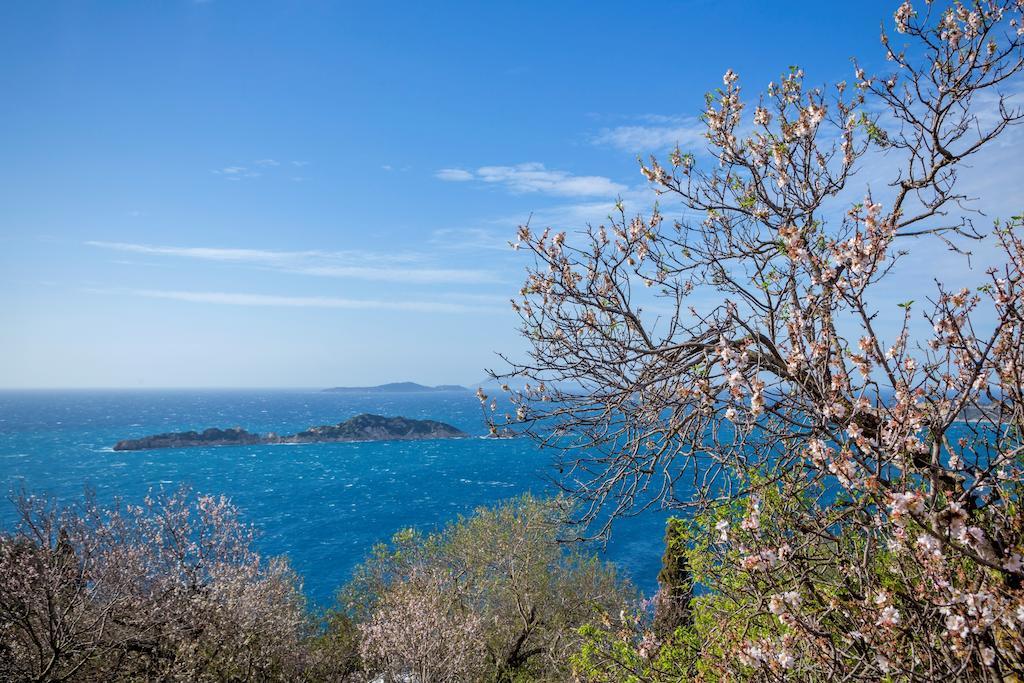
[{"xmin": 0, "ymin": 389, "xmax": 668, "ymax": 606}]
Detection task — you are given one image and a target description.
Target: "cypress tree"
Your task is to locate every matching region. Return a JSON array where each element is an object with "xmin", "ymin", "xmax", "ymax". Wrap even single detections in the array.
[{"xmin": 652, "ymin": 517, "xmax": 693, "ymax": 637}]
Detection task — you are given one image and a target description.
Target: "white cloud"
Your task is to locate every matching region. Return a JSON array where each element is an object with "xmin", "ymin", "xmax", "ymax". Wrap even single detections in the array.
[
  {"xmin": 509, "ymin": 185, "xmax": 665, "ymax": 230},
  {"xmin": 212, "ymin": 159, "xmax": 298, "ymax": 179},
  {"xmin": 131, "ymin": 289, "xmax": 495, "ymax": 314},
  {"xmin": 212, "ymin": 166, "xmax": 261, "ymax": 180},
  {"xmin": 430, "ymin": 228, "xmax": 513, "ymax": 251},
  {"xmin": 208, "ymin": 163, "xmax": 260, "ymax": 179},
  {"xmin": 291, "ymin": 264, "xmax": 500, "ymax": 284},
  {"xmin": 428, "ymin": 186, "xmax": 668, "ymax": 253},
  {"xmin": 436, "ymin": 168, "xmax": 474, "ymax": 182},
  {"xmin": 436, "ymin": 162, "xmax": 626, "ymax": 197},
  {"xmin": 86, "ymin": 241, "xmax": 502, "ymax": 285},
  {"xmin": 592, "ymin": 115, "xmax": 706, "ymax": 153},
  {"xmin": 89, "ymin": 242, "xmax": 309, "ymax": 263}
]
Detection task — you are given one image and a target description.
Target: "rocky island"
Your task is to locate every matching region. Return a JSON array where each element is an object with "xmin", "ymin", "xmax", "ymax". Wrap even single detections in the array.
[
  {"xmin": 113, "ymin": 414, "xmax": 468, "ymax": 451},
  {"xmin": 112, "ymin": 427, "xmax": 266, "ymax": 451},
  {"xmin": 322, "ymin": 382, "xmax": 468, "ymax": 393}
]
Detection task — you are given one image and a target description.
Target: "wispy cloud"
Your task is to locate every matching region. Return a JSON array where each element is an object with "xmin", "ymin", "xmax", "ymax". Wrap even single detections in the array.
[
  {"xmin": 86, "ymin": 241, "xmax": 502, "ymax": 285},
  {"xmin": 517, "ymin": 186, "xmax": 665, "ymax": 229},
  {"xmin": 131, "ymin": 289, "xmax": 495, "ymax": 314},
  {"xmin": 283, "ymin": 264, "xmax": 499, "ymax": 284},
  {"xmin": 212, "ymin": 166, "xmax": 261, "ymax": 180},
  {"xmin": 212, "ymin": 159, "xmax": 305, "ymax": 180},
  {"xmin": 430, "ymin": 228, "xmax": 513, "ymax": 251},
  {"xmin": 435, "ymin": 162, "xmax": 625, "ymax": 197},
  {"xmin": 429, "ymin": 183, "xmax": 670, "ymax": 253},
  {"xmin": 592, "ymin": 115, "xmax": 706, "ymax": 153},
  {"xmin": 428, "ymin": 186, "xmax": 672, "ymax": 259},
  {"xmin": 436, "ymin": 168, "xmax": 474, "ymax": 182}
]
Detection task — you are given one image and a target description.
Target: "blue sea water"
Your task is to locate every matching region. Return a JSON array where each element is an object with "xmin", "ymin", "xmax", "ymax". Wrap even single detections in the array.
[{"xmin": 0, "ymin": 389, "xmax": 669, "ymax": 607}]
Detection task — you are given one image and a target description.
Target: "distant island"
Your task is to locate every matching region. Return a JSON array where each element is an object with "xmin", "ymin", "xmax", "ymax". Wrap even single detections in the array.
[
  {"xmin": 323, "ymin": 382, "xmax": 468, "ymax": 393},
  {"xmin": 113, "ymin": 414, "xmax": 468, "ymax": 451},
  {"xmin": 958, "ymin": 403, "xmax": 999, "ymax": 422}
]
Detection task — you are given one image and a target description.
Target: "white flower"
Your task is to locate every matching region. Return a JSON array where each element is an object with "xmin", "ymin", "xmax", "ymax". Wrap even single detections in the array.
[
  {"xmin": 749, "ymin": 390, "xmax": 764, "ymax": 417},
  {"xmin": 981, "ymin": 647, "xmax": 996, "ymax": 666},
  {"xmin": 637, "ymin": 631, "xmax": 659, "ymax": 660},
  {"xmin": 876, "ymin": 605, "xmax": 901, "ymax": 628},
  {"xmin": 916, "ymin": 533, "xmax": 942, "ymax": 560},
  {"xmin": 769, "ymin": 591, "xmax": 801, "ymax": 616},
  {"xmin": 738, "ymin": 641, "xmax": 768, "ymax": 666},
  {"xmin": 717, "ymin": 336, "xmax": 735, "ymax": 364},
  {"xmin": 889, "ymin": 491, "xmax": 924, "ymax": 524},
  {"xmin": 807, "ymin": 439, "xmax": 833, "ymax": 466},
  {"xmin": 894, "ymin": 1, "xmax": 914, "ymax": 33},
  {"xmin": 715, "ymin": 519, "xmax": 730, "ymax": 543},
  {"xmin": 740, "ymin": 549, "xmax": 777, "ymax": 570},
  {"xmin": 1004, "ymin": 553, "xmax": 1023, "ymax": 572},
  {"xmin": 945, "ymin": 613, "xmax": 968, "ymax": 638},
  {"xmin": 741, "ymin": 498, "xmax": 761, "ymax": 532}
]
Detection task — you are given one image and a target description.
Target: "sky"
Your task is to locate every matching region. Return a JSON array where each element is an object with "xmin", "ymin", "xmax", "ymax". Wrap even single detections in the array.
[{"xmin": 1, "ymin": 1, "xmax": 1021, "ymax": 388}]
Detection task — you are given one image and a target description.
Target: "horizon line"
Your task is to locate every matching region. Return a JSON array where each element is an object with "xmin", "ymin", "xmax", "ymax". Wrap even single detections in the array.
[{"xmin": 0, "ymin": 383, "xmax": 491, "ymax": 391}]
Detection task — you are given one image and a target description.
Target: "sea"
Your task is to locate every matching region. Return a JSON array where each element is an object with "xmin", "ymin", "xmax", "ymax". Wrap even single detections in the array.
[{"xmin": 0, "ymin": 389, "xmax": 670, "ymax": 607}]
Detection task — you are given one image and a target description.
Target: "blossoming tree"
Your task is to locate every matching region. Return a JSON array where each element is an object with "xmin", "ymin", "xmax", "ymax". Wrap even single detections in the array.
[
  {"xmin": 346, "ymin": 495, "xmax": 635, "ymax": 681},
  {"xmin": 496, "ymin": 1, "xmax": 1024, "ymax": 678},
  {"xmin": 0, "ymin": 487, "xmax": 308, "ymax": 681}
]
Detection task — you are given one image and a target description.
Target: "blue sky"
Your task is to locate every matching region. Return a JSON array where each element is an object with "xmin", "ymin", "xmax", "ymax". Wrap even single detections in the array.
[{"xmin": 1, "ymin": 1, "xmax": 1020, "ymax": 388}]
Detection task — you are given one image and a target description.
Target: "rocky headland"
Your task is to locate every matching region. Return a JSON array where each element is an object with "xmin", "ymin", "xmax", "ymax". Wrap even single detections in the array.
[{"xmin": 113, "ymin": 414, "xmax": 468, "ymax": 451}]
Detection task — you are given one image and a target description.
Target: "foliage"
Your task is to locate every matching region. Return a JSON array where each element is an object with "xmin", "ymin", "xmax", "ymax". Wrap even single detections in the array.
[
  {"xmin": 652, "ymin": 518, "xmax": 694, "ymax": 638},
  {"xmin": 334, "ymin": 494, "xmax": 636, "ymax": 682}
]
